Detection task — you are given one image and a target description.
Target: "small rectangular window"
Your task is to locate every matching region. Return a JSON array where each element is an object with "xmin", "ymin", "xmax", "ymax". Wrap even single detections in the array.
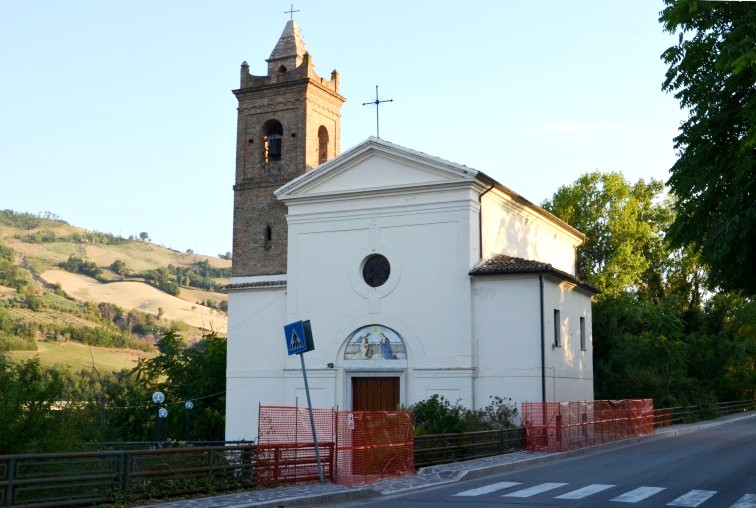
[
  {"xmin": 553, "ymin": 309, "xmax": 561, "ymax": 347},
  {"xmin": 580, "ymin": 317, "xmax": 586, "ymax": 351}
]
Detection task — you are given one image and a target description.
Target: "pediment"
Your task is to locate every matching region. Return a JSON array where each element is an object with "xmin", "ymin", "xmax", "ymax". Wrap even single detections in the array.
[{"xmin": 275, "ymin": 137, "xmax": 479, "ymax": 200}]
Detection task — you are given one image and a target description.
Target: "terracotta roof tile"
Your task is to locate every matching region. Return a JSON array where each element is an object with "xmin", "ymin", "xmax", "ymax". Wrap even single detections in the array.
[{"xmin": 470, "ymin": 254, "xmax": 599, "ymax": 294}]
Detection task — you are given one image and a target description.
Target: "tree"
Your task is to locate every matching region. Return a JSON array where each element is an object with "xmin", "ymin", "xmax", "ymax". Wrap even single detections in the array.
[
  {"xmin": 139, "ymin": 232, "xmax": 150, "ymax": 242},
  {"xmin": 660, "ymin": 1, "xmax": 756, "ymax": 295},
  {"xmin": 109, "ymin": 259, "xmax": 127, "ymax": 275},
  {"xmin": 0, "ymin": 354, "xmax": 85, "ymax": 453},
  {"xmin": 542, "ymin": 171, "xmax": 672, "ymax": 297},
  {"xmin": 133, "ymin": 331, "xmax": 227, "ymax": 440}
]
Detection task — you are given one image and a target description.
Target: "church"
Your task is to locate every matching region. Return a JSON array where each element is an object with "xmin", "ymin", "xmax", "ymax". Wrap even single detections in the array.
[{"xmin": 224, "ymin": 20, "xmax": 598, "ymax": 441}]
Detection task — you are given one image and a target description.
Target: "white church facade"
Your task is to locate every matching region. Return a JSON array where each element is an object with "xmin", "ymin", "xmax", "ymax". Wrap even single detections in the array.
[{"xmin": 225, "ymin": 21, "xmax": 597, "ymax": 441}]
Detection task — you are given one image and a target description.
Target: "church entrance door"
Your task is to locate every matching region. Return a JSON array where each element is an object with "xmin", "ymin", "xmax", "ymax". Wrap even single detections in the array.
[{"xmin": 352, "ymin": 377, "xmax": 399, "ymax": 411}]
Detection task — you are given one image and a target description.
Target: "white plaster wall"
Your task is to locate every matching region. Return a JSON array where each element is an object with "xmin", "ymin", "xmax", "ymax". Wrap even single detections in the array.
[
  {"xmin": 225, "ymin": 284, "xmax": 287, "ymax": 442},
  {"xmin": 413, "ymin": 369, "xmax": 475, "ymax": 409},
  {"xmin": 542, "ymin": 276, "xmax": 594, "ymax": 402},
  {"xmin": 480, "ymin": 190, "xmax": 580, "ymax": 275},
  {"xmin": 471, "ymin": 274, "xmax": 594, "ymax": 412},
  {"xmin": 283, "ymin": 186, "xmax": 479, "ymax": 411},
  {"xmin": 471, "ymin": 276, "xmax": 543, "ymax": 410}
]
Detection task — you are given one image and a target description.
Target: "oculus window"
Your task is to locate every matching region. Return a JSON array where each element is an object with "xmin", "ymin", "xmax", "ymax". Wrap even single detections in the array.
[{"xmin": 362, "ymin": 254, "xmax": 390, "ymax": 287}]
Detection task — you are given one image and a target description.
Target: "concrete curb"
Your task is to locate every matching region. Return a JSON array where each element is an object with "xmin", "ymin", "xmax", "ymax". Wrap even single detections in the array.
[{"xmin": 250, "ymin": 487, "xmax": 377, "ymax": 508}]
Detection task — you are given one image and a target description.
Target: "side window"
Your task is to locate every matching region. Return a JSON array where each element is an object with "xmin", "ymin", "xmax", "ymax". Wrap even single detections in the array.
[
  {"xmin": 318, "ymin": 125, "xmax": 329, "ymax": 164},
  {"xmin": 262, "ymin": 119, "xmax": 283, "ymax": 162},
  {"xmin": 580, "ymin": 316, "xmax": 586, "ymax": 351},
  {"xmin": 553, "ymin": 309, "xmax": 561, "ymax": 347}
]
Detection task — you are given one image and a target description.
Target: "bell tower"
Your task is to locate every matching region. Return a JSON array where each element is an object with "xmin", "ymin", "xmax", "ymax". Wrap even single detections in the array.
[{"xmin": 232, "ymin": 20, "xmax": 346, "ymax": 276}]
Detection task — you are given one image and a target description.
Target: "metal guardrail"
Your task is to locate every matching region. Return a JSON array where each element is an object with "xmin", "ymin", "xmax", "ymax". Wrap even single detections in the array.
[
  {"xmin": 0, "ymin": 443, "xmax": 255, "ymax": 507},
  {"xmin": 414, "ymin": 428, "xmax": 525, "ymax": 468},
  {"xmin": 653, "ymin": 399, "xmax": 756, "ymax": 427}
]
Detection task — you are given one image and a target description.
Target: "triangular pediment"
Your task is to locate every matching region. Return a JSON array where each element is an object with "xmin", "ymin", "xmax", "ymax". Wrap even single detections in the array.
[{"xmin": 276, "ymin": 137, "xmax": 479, "ymax": 201}]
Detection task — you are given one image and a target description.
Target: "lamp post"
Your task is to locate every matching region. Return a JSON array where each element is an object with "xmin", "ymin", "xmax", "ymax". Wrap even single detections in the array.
[
  {"xmin": 184, "ymin": 400, "xmax": 194, "ymax": 441},
  {"xmin": 152, "ymin": 391, "xmax": 165, "ymax": 443},
  {"xmin": 158, "ymin": 407, "xmax": 168, "ymax": 442}
]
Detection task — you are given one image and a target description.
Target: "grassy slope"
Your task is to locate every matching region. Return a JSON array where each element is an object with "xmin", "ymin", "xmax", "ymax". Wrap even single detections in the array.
[
  {"xmin": 8, "ymin": 340, "xmax": 154, "ymax": 372},
  {"xmin": 0, "ymin": 214, "xmax": 229, "ymax": 372},
  {"xmin": 39, "ymin": 269, "xmax": 227, "ymax": 334}
]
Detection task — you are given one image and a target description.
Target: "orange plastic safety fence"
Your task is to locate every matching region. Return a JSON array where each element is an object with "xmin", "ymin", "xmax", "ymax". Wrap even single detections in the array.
[
  {"xmin": 335, "ymin": 410, "xmax": 415, "ymax": 487},
  {"xmin": 522, "ymin": 399, "xmax": 654, "ymax": 452},
  {"xmin": 257, "ymin": 405, "xmax": 337, "ymax": 486},
  {"xmin": 256, "ymin": 406, "xmax": 414, "ymax": 487}
]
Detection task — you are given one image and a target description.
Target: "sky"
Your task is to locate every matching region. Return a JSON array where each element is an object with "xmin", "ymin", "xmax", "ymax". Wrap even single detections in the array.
[{"xmin": 0, "ymin": 1, "xmax": 686, "ymax": 257}]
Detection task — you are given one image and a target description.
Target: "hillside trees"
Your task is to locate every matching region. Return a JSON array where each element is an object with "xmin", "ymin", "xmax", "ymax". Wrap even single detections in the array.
[
  {"xmin": 0, "ymin": 329, "xmax": 228, "ymax": 451},
  {"xmin": 143, "ymin": 267, "xmax": 180, "ymax": 295},
  {"xmin": 133, "ymin": 331, "xmax": 227, "ymax": 440},
  {"xmin": 0, "ymin": 241, "xmax": 31, "ymax": 290},
  {"xmin": 543, "ymin": 171, "xmax": 672, "ymax": 297},
  {"xmin": 0, "ymin": 355, "xmax": 87, "ymax": 453},
  {"xmin": 660, "ymin": 0, "xmax": 756, "ymax": 295},
  {"xmin": 109, "ymin": 259, "xmax": 128, "ymax": 275},
  {"xmin": 544, "ymin": 171, "xmax": 755, "ymax": 405},
  {"xmin": 60, "ymin": 255, "xmax": 102, "ymax": 279}
]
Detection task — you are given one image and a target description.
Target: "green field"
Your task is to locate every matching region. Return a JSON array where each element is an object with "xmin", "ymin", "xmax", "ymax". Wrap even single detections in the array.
[{"xmin": 8, "ymin": 340, "xmax": 156, "ymax": 373}]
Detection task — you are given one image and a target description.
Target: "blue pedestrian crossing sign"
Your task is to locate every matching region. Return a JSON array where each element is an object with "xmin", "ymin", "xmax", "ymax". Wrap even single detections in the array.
[{"xmin": 284, "ymin": 320, "xmax": 315, "ymax": 356}]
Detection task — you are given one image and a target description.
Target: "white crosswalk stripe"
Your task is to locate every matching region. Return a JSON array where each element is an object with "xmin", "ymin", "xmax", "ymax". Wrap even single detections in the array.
[
  {"xmin": 450, "ymin": 480, "xmax": 753, "ymax": 505},
  {"xmin": 502, "ymin": 482, "xmax": 568, "ymax": 497},
  {"xmin": 611, "ymin": 486, "xmax": 666, "ymax": 503},
  {"xmin": 453, "ymin": 481, "xmax": 521, "ymax": 496},
  {"xmin": 667, "ymin": 489, "xmax": 718, "ymax": 507},
  {"xmin": 555, "ymin": 484, "xmax": 615, "ymax": 499},
  {"xmin": 731, "ymin": 494, "xmax": 756, "ymax": 508}
]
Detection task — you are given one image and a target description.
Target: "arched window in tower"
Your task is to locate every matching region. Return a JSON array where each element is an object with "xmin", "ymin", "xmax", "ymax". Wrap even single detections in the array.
[
  {"xmin": 318, "ymin": 126, "xmax": 329, "ymax": 164},
  {"xmin": 263, "ymin": 120, "xmax": 284, "ymax": 162}
]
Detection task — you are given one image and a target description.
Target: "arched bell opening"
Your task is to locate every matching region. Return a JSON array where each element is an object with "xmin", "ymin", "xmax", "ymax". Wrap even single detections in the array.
[{"xmin": 262, "ymin": 119, "xmax": 284, "ymax": 162}]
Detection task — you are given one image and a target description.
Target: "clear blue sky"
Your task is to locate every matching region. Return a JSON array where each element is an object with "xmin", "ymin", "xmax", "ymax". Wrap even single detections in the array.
[{"xmin": 0, "ymin": 1, "xmax": 685, "ymax": 257}]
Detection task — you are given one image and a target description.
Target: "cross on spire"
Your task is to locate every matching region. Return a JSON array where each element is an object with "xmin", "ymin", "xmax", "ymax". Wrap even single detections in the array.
[
  {"xmin": 362, "ymin": 85, "xmax": 393, "ymax": 138},
  {"xmin": 284, "ymin": 3, "xmax": 299, "ymax": 20}
]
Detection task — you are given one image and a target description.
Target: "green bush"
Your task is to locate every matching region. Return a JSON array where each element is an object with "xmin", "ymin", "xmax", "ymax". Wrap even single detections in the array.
[
  {"xmin": 60, "ymin": 255, "xmax": 102, "ymax": 279},
  {"xmin": 0, "ymin": 331, "xmax": 37, "ymax": 351},
  {"xmin": 412, "ymin": 394, "xmax": 519, "ymax": 435},
  {"xmin": 412, "ymin": 395, "xmax": 466, "ymax": 435}
]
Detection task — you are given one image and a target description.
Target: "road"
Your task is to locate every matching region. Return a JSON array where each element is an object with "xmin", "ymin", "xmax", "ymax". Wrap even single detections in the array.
[{"xmin": 338, "ymin": 415, "xmax": 755, "ymax": 508}]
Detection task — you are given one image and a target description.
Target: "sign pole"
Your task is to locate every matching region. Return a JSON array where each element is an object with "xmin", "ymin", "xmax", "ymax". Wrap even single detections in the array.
[{"xmin": 299, "ymin": 352, "xmax": 324, "ymax": 484}]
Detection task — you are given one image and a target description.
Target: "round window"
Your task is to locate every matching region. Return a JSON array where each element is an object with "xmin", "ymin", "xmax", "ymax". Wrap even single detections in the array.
[{"xmin": 362, "ymin": 254, "xmax": 390, "ymax": 288}]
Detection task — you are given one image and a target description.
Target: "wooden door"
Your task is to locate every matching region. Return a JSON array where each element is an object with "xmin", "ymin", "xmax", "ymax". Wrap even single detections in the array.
[{"xmin": 352, "ymin": 377, "xmax": 400, "ymax": 411}]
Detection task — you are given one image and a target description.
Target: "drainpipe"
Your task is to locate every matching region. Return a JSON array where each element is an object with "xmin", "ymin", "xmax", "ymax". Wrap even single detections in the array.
[{"xmin": 539, "ymin": 272, "xmax": 546, "ymax": 403}]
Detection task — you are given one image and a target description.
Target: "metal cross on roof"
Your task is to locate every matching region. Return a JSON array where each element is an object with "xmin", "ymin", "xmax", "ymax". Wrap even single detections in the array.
[
  {"xmin": 362, "ymin": 85, "xmax": 393, "ymax": 138},
  {"xmin": 284, "ymin": 3, "xmax": 299, "ymax": 20}
]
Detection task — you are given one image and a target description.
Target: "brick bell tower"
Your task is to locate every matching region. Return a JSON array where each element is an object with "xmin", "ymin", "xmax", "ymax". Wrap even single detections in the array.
[{"xmin": 232, "ymin": 20, "xmax": 346, "ymax": 276}]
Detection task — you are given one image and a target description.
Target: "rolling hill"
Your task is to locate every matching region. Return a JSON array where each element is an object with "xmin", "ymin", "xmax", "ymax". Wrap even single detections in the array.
[{"xmin": 0, "ymin": 209, "xmax": 230, "ymax": 372}]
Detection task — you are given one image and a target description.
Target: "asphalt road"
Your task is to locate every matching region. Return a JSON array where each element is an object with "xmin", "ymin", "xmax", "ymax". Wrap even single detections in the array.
[{"xmin": 338, "ymin": 416, "xmax": 756, "ymax": 508}]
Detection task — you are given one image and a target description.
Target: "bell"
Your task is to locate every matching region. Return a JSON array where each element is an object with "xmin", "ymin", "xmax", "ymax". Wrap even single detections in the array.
[{"xmin": 267, "ymin": 134, "xmax": 282, "ymax": 157}]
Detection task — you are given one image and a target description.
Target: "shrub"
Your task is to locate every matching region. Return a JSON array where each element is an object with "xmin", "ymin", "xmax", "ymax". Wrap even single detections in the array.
[
  {"xmin": 412, "ymin": 395, "xmax": 466, "ymax": 435},
  {"xmin": 60, "ymin": 255, "xmax": 102, "ymax": 279},
  {"xmin": 412, "ymin": 394, "xmax": 519, "ymax": 435}
]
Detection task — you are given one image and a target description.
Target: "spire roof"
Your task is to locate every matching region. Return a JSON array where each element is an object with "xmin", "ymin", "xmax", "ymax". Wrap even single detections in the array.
[{"xmin": 268, "ymin": 20, "xmax": 308, "ymax": 62}]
